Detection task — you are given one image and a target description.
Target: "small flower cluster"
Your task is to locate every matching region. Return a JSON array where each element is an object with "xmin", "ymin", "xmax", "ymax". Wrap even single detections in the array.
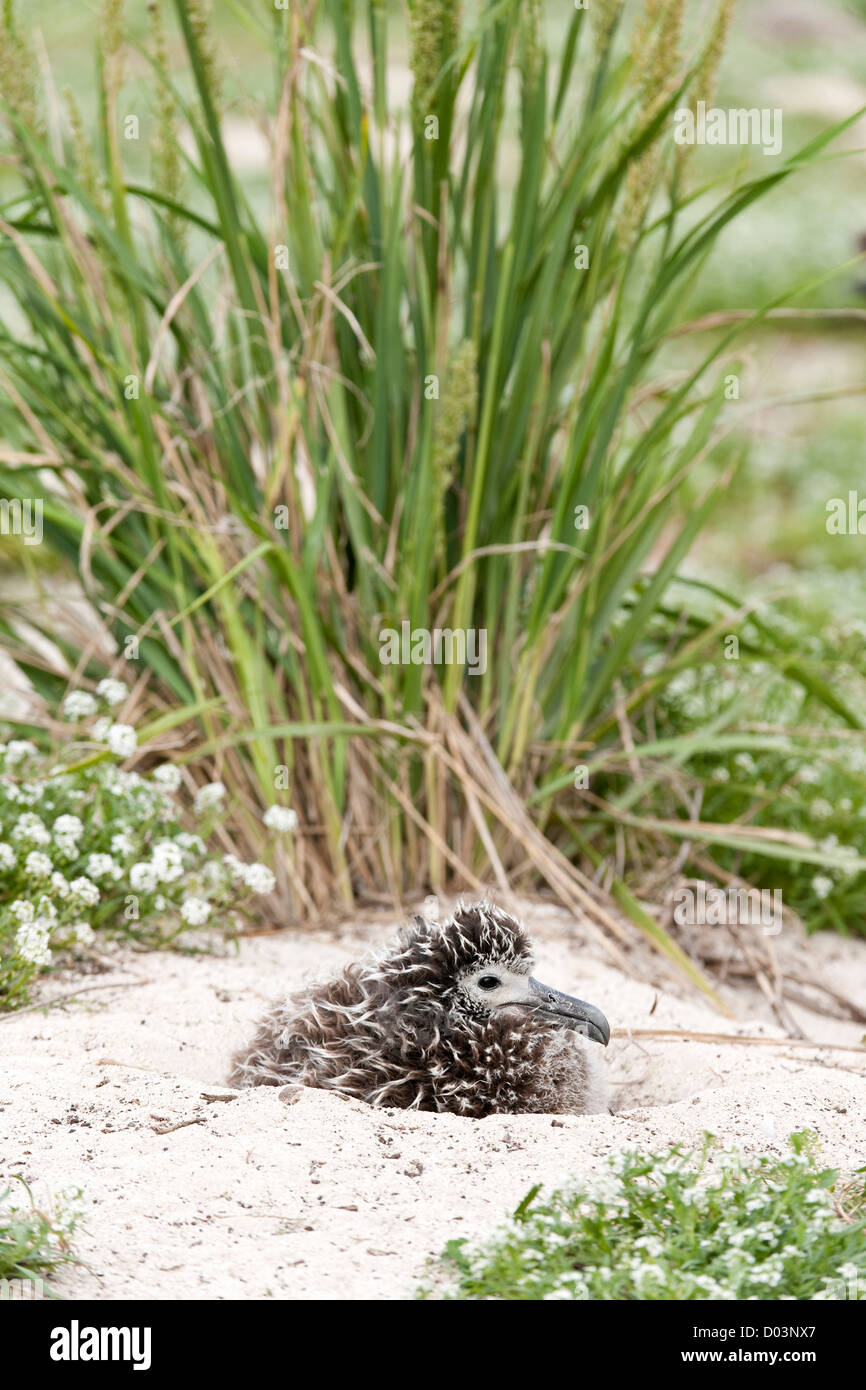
[
  {"xmin": 0, "ymin": 688, "xmax": 297, "ymax": 1010},
  {"xmin": 429, "ymin": 1132, "xmax": 866, "ymax": 1302}
]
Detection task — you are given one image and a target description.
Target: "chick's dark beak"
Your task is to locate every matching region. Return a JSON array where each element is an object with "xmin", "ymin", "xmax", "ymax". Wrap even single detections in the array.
[{"xmin": 528, "ymin": 977, "xmax": 610, "ymax": 1046}]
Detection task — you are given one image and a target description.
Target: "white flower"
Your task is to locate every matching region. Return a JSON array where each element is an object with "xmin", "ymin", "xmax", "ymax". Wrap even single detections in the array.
[
  {"xmin": 104, "ymin": 768, "xmax": 146, "ymax": 796},
  {"xmin": 12, "ymin": 813, "xmax": 50, "ymax": 846},
  {"xmin": 62, "ymin": 691, "xmax": 98, "ymax": 719},
  {"xmin": 0, "ymin": 843, "xmax": 16, "ymax": 871},
  {"xmin": 96, "ymin": 678, "xmax": 128, "ymax": 707},
  {"xmin": 69, "ymin": 876, "xmax": 100, "ymax": 907},
  {"xmin": 129, "ymin": 862, "xmax": 157, "ymax": 893},
  {"xmin": 15, "ymin": 918, "xmax": 52, "ymax": 967},
  {"xmin": 25, "ymin": 850, "xmax": 53, "ymax": 878},
  {"xmin": 263, "ymin": 806, "xmax": 298, "ymax": 833},
  {"xmin": 51, "ymin": 871, "xmax": 70, "ymax": 899},
  {"xmin": 5, "ymin": 740, "xmax": 38, "ymax": 765},
  {"xmin": 812, "ymin": 874, "xmax": 834, "ymax": 901},
  {"xmin": 107, "ymin": 724, "xmax": 137, "ymax": 758},
  {"xmin": 154, "ymin": 894, "xmax": 167, "ymax": 911},
  {"xmin": 53, "ymin": 814, "xmax": 84, "ymax": 841},
  {"xmin": 86, "ymin": 853, "xmax": 118, "ymax": 881},
  {"xmin": 811, "ymin": 798, "xmax": 834, "ymax": 821},
  {"xmin": 222, "ymin": 853, "xmax": 246, "ymax": 881},
  {"xmin": 91, "ymin": 717, "xmax": 112, "ymax": 743},
  {"xmin": 194, "ymin": 781, "xmax": 226, "ymax": 814},
  {"xmin": 72, "ymin": 921, "xmax": 95, "ymax": 946},
  {"xmin": 633, "ymin": 1235, "xmax": 664, "ymax": 1257},
  {"xmin": 150, "ymin": 839, "xmax": 184, "ymax": 883},
  {"xmin": 35, "ymin": 895, "xmax": 57, "ymax": 925},
  {"xmin": 53, "ymin": 835, "xmax": 81, "ymax": 862},
  {"xmin": 9, "ymin": 899, "xmax": 35, "ymax": 923},
  {"xmin": 180, "ymin": 896, "xmax": 211, "ymax": 926},
  {"xmin": 111, "ymin": 831, "xmax": 135, "ymax": 857},
  {"xmin": 152, "ymin": 763, "xmax": 182, "ymax": 793},
  {"xmin": 175, "ymin": 832, "xmax": 205, "ymax": 855},
  {"xmin": 243, "ymin": 862, "xmax": 276, "ymax": 894}
]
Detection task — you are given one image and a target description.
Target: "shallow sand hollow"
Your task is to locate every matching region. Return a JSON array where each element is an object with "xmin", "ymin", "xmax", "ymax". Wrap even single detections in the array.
[{"xmin": 3, "ymin": 902, "xmax": 865, "ymax": 1300}]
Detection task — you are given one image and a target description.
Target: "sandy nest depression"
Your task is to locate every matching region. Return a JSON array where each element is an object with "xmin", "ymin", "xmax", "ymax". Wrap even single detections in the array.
[{"xmin": 3, "ymin": 898, "xmax": 866, "ymax": 1300}]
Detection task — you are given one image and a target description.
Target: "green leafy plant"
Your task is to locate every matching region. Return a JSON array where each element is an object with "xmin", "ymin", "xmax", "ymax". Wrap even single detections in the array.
[
  {"xmin": 0, "ymin": 684, "xmax": 291, "ymax": 1010},
  {"xmin": 424, "ymin": 1132, "xmax": 866, "ymax": 1300},
  {"xmin": 0, "ymin": 1177, "xmax": 82, "ymax": 1295},
  {"xmin": 553, "ymin": 578, "xmax": 866, "ymax": 938}
]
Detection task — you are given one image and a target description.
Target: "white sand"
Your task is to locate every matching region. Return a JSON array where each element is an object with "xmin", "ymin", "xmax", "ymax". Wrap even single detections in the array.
[{"xmin": 2, "ymin": 899, "xmax": 865, "ymax": 1300}]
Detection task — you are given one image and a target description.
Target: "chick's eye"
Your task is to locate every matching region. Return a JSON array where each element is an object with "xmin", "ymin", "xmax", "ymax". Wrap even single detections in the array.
[{"xmin": 478, "ymin": 975, "xmax": 500, "ymax": 990}]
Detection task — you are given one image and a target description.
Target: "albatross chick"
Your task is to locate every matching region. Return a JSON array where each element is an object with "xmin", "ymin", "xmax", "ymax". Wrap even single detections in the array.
[{"xmin": 228, "ymin": 901, "xmax": 610, "ymax": 1116}]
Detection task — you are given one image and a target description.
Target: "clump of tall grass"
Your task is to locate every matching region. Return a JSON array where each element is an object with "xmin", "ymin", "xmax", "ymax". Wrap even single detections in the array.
[{"xmin": 0, "ymin": 0, "xmax": 862, "ymax": 987}]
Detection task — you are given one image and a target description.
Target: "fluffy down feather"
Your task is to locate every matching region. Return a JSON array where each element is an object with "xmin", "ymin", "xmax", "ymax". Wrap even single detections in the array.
[{"xmin": 228, "ymin": 902, "xmax": 609, "ymax": 1116}]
